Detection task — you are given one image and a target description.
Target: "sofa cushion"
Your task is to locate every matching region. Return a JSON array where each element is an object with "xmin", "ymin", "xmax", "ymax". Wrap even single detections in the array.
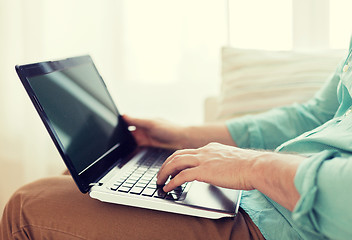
[{"xmin": 215, "ymin": 47, "xmax": 346, "ymax": 121}]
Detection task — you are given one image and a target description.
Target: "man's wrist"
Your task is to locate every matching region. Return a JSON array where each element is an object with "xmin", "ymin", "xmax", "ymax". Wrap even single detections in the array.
[
  {"xmin": 248, "ymin": 151, "xmax": 304, "ymax": 211},
  {"xmin": 182, "ymin": 124, "xmax": 237, "ymax": 149},
  {"xmin": 247, "ymin": 151, "xmax": 275, "ymax": 189},
  {"xmin": 182, "ymin": 126, "xmax": 200, "ymax": 149},
  {"xmin": 180, "ymin": 126, "xmax": 191, "ymax": 149}
]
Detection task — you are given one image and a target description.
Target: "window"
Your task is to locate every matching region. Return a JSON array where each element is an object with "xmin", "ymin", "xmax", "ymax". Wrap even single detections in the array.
[
  {"xmin": 329, "ymin": 0, "xmax": 352, "ymax": 49},
  {"xmin": 122, "ymin": 0, "xmax": 227, "ymax": 85},
  {"xmin": 228, "ymin": 0, "xmax": 292, "ymax": 50}
]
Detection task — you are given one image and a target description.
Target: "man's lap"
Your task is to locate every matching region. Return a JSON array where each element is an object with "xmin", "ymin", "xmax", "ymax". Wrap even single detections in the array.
[{"xmin": 0, "ymin": 175, "xmax": 264, "ymax": 240}]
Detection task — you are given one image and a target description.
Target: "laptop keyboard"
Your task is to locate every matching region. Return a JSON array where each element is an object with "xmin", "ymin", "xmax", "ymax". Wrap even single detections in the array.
[{"xmin": 109, "ymin": 149, "xmax": 188, "ymax": 201}]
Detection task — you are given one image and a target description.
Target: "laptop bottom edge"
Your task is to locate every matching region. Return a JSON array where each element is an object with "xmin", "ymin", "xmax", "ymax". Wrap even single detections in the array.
[{"xmin": 89, "ymin": 186, "xmax": 241, "ymax": 219}]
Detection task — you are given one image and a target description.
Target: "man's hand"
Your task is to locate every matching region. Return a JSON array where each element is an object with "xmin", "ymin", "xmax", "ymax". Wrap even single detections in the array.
[
  {"xmin": 123, "ymin": 115, "xmax": 237, "ymax": 150},
  {"xmin": 156, "ymin": 142, "xmax": 257, "ymax": 192},
  {"xmin": 157, "ymin": 142, "xmax": 305, "ymax": 211},
  {"xmin": 157, "ymin": 143, "xmax": 258, "ymax": 192},
  {"xmin": 123, "ymin": 115, "xmax": 187, "ymax": 150}
]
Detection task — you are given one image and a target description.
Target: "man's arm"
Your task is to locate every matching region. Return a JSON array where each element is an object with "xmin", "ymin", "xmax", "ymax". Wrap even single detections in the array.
[
  {"xmin": 123, "ymin": 115, "xmax": 237, "ymax": 149},
  {"xmin": 156, "ymin": 142, "xmax": 304, "ymax": 211},
  {"xmin": 250, "ymin": 151, "xmax": 303, "ymax": 211},
  {"xmin": 227, "ymin": 68, "xmax": 342, "ymax": 151},
  {"xmin": 293, "ymin": 152, "xmax": 352, "ymax": 239},
  {"xmin": 183, "ymin": 124, "xmax": 237, "ymax": 148}
]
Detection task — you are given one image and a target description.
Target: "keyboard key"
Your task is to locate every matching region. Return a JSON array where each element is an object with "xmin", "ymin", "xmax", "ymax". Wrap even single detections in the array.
[
  {"xmin": 137, "ymin": 180, "xmax": 149, "ymax": 185},
  {"xmin": 154, "ymin": 189, "xmax": 167, "ymax": 199},
  {"xmin": 135, "ymin": 183, "xmax": 147, "ymax": 188},
  {"xmin": 140, "ymin": 176, "xmax": 151, "ymax": 181},
  {"xmin": 172, "ymin": 186, "xmax": 183, "ymax": 194},
  {"xmin": 170, "ymin": 191, "xmax": 182, "ymax": 200},
  {"xmin": 118, "ymin": 186, "xmax": 131, "ymax": 193},
  {"xmin": 146, "ymin": 182, "xmax": 157, "ymax": 189},
  {"xmin": 141, "ymin": 188, "xmax": 156, "ymax": 197},
  {"xmin": 137, "ymin": 167, "xmax": 149, "ymax": 171},
  {"xmin": 121, "ymin": 182, "xmax": 134, "ymax": 188},
  {"xmin": 130, "ymin": 186, "xmax": 144, "ymax": 195},
  {"xmin": 125, "ymin": 181, "xmax": 137, "ymax": 185},
  {"xmin": 127, "ymin": 176, "xmax": 139, "ymax": 182},
  {"xmin": 165, "ymin": 194, "xmax": 176, "ymax": 200}
]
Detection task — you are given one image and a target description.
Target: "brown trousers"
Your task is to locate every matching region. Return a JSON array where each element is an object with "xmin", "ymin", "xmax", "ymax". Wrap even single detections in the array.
[{"xmin": 0, "ymin": 174, "xmax": 264, "ymax": 240}]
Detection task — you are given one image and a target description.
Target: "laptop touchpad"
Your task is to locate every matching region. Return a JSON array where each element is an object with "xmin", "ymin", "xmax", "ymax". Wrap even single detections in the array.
[{"xmin": 182, "ymin": 181, "xmax": 239, "ymax": 213}]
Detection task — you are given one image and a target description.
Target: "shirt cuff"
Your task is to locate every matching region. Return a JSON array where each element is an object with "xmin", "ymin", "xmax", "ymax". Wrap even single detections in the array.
[
  {"xmin": 292, "ymin": 150, "xmax": 341, "ymax": 233},
  {"xmin": 226, "ymin": 116, "xmax": 265, "ymax": 149}
]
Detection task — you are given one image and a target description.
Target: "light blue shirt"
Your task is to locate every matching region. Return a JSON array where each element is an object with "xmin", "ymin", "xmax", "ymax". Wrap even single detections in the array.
[{"xmin": 226, "ymin": 42, "xmax": 352, "ymax": 239}]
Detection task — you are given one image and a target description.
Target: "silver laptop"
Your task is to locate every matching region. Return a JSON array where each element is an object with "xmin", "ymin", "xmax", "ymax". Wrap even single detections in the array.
[{"xmin": 16, "ymin": 55, "xmax": 241, "ymax": 219}]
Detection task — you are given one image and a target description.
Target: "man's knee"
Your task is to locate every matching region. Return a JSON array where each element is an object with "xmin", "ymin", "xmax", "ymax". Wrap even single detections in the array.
[
  {"xmin": 0, "ymin": 180, "xmax": 37, "ymax": 239},
  {"xmin": 0, "ymin": 177, "xmax": 71, "ymax": 239}
]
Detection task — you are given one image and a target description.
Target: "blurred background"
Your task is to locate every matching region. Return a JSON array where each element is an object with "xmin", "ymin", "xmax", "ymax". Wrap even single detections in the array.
[{"xmin": 0, "ymin": 0, "xmax": 351, "ymax": 214}]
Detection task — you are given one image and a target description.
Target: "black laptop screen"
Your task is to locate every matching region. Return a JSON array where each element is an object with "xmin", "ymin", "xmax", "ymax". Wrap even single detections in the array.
[{"xmin": 28, "ymin": 62, "xmax": 128, "ymax": 174}]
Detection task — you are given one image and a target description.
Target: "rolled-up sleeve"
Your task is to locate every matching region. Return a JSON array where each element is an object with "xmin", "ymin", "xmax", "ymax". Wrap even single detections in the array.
[
  {"xmin": 293, "ymin": 150, "xmax": 352, "ymax": 239},
  {"xmin": 226, "ymin": 66, "xmax": 342, "ymax": 150}
]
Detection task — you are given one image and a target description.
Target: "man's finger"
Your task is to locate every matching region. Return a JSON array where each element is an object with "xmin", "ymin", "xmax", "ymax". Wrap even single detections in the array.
[
  {"xmin": 157, "ymin": 154, "xmax": 199, "ymax": 185},
  {"xmin": 158, "ymin": 149, "xmax": 198, "ymax": 175},
  {"xmin": 163, "ymin": 168, "xmax": 199, "ymax": 192}
]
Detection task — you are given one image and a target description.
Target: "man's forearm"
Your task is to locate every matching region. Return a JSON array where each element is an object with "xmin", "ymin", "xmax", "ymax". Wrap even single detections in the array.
[
  {"xmin": 250, "ymin": 152, "xmax": 305, "ymax": 211},
  {"xmin": 183, "ymin": 124, "xmax": 237, "ymax": 149}
]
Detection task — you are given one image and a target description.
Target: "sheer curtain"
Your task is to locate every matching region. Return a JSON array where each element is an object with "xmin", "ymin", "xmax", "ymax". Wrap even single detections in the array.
[
  {"xmin": 0, "ymin": 0, "xmax": 227, "ymax": 186},
  {"xmin": 0, "ymin": 0, "xmax": 121, "ymax": 183}
]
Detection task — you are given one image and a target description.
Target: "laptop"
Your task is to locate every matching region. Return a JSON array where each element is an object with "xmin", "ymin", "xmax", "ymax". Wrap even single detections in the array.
[{"xmin": 15, "ymin": 55, "xmax": 241, "ymax": 219}]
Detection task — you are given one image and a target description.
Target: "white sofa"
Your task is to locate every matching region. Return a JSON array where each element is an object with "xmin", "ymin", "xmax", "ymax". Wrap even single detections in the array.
[{"xmin": 204, "ymin": 47, "xmax": 346, "ymax": 122}]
